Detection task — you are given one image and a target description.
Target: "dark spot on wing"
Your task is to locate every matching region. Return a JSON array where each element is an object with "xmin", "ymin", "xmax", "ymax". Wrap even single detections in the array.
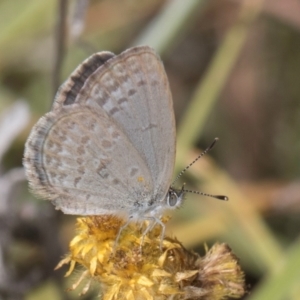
[
  {"xmin": 77, "ymin": 145, "xmax": 85, "ymax": 155},
  {"xmin": 96, "ymin": 92, "xmax": 110, "ymax": 106},
  {"xmin": 45, "ymin": 155, "xmax": 52, "ymax": 164},
  {"xmin": 142, "ymin": 123, "xmax": 157, "ymax": 132},
  {"xmin": 110, "ymin": 81, "xmax": 119, "ymax": 92},
  {"xmin": 112, "ymin": 178, "xmax": 120, "ymax": 185},
  {"xmin": 109, "ymin": 107, "xmax": 119, "ymax": 115},
  {"xmin": 128, "ymin": 89, "xmax": 137, "ymax": 96},
  {"xmin": 151, "ymin": 80, "xmax": 159, "ymax": 86},
  {"xmin": 97, "ymin": 160, "xmax": 110, "ymax": 179},
  {"xmin": 74, "ymin": 177, "xmax": 81, "ymax": 187},
  {"xmin": 81, "ymin": 136, "xmax": 90, "ymax": 144},
  {"xmin": 137, "ymin": 79, "xmax": 146, "ymax": 86},
  {"xmin": 76, "ymin": 157, "xmax": 83, "ymax": 165},
  {"xmin": 102, "ymin": 140, "xmax": 112, "ymax": 148},
  {"xmin": 112, "ymin": 131, "xmax": 120, "ymax": 139},
  {"xmin": 130, "ymin": 167, "xmax": 138, "ymax": 177},
  {"xmin": 77, "ymin": 166, "xmax": 85, "ymax": 175},
  {"xmin": 118, "ymin": 97, "xmax": 128, "ymax": 105}
]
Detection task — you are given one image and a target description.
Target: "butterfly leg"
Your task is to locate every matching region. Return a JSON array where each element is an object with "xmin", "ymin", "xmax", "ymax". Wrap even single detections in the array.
[
  {"xmin": 154, "ymin": 217, "xmax": 166, "ymax": 251},
  {"xmin": 141, "ymin": 217, "xmax": 165, "ymax": 251},
  {"xmin": 113, "ymin": 216, "xmax": 133, "ymax": 252},
  {"xmin": 140, "ymin": 217, "xmax": 155, "ymax": 249}
]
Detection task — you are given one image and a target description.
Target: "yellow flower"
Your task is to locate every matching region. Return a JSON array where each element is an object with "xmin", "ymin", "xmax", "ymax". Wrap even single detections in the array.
[{"xmin": 56, "ymin": 216, "xmax": 245, "ymax": 299}]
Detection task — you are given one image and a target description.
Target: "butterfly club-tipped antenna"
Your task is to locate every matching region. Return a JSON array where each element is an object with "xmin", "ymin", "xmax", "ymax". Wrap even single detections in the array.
[{"xmin": 172, "ymin": 137, "xmax": 228, "ymax": 201}]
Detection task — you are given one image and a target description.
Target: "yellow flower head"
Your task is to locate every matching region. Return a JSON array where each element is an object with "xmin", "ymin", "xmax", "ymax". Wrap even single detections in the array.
[{"xmin": 56, "ymin": 216, "xmax": 245, "ymax": 300}]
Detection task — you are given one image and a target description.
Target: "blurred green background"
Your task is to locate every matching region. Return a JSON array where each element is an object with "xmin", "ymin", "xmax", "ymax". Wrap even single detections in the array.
[{"xmin": 1, "ymin": 0, "xmax": 300, "ymax": 299}]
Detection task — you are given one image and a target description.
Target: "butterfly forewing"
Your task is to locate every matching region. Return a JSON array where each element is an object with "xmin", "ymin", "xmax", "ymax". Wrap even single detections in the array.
[{"xmin": 73, "ymin": 47, "xmax": 176, "ymax": 202}]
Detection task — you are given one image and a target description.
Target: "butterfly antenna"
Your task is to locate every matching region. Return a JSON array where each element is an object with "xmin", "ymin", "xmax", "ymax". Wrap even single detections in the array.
[
  {"xmin": 171, "ymin": 137, "xmax": 219, "ymax": 186},
  {"xmin": 183, "ymin": 188, "xmax": 228, "ymax": 201}
]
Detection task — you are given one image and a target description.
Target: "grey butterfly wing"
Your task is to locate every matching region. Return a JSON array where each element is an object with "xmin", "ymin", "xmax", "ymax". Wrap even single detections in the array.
[
  {"xmin": 24, "ymin": 104, "xmax": 154, "ymax": 215},
  {"xmin": 54, "ymin": 46, "xmax": 176, "ymax": 205}
]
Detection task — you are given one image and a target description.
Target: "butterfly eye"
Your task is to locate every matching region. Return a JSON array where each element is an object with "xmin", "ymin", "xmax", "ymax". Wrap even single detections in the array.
[{"xmin": 167, "ymin": 191, "xmax": 178, "ymax": 207}]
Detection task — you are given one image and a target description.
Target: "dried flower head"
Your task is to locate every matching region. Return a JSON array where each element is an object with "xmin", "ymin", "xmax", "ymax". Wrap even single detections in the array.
[{"xmin": 56, "ymin": 216, "xmax": 245, "ymax": 299}]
